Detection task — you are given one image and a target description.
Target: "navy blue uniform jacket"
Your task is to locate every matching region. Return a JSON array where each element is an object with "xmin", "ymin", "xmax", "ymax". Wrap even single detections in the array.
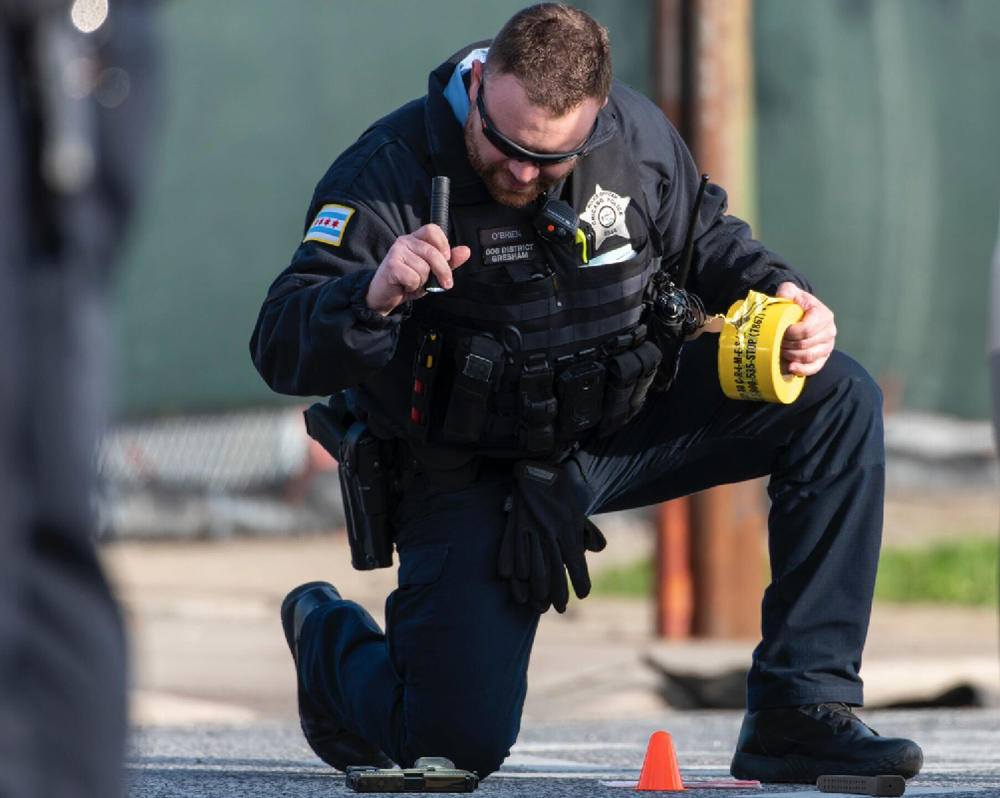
[{"xmin": 250, "ymin": 44, "xmax": 809, "ymax": 439}]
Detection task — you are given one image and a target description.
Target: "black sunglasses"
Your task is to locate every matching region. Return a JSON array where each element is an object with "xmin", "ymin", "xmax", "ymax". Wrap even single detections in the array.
[{"xmin": 475, "ymin": 84, "xmax": 596, "ymax": 167}]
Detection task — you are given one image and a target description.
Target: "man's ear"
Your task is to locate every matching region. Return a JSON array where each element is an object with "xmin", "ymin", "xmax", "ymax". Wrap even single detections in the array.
[{"xmin": 468, "ymin": 59, "xmax": 483, "ymax": 103}]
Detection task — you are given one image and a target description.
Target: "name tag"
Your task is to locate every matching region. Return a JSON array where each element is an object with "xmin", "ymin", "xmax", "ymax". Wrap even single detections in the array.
[{"xmin": 479, "ymin": 226, "xmax": 536, "ymax": 266}]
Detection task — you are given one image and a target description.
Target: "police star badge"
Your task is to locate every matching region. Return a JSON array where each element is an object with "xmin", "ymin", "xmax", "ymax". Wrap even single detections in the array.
[{"xmin": 580, "ymin": 184, "xmax": 630, "ymax": 251}]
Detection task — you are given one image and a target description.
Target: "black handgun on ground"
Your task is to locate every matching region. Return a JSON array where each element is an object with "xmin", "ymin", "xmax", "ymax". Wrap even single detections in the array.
[{"xmin": 346, "ymin": 757, "xmax": 479, "ymax": 792}]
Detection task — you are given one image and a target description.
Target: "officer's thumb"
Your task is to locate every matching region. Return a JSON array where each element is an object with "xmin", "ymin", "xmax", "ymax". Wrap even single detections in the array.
[
  {"xmin": 450, "ymin": 245, "xmax": 471, "ymax": 268},
  {"xmin": 774, "ymin": 281, "xmax": 803, "ymax": 304}
]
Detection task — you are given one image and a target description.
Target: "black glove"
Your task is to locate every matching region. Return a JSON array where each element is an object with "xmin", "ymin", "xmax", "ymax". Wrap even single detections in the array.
[{"xmin": 497, "ymin": 461, "xmax": 607, "ymax": 613}]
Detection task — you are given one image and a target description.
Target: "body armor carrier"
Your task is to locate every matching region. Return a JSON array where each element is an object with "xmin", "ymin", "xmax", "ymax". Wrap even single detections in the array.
[{"xmin": 405, "ymin": 133, "xmax": 669, "ymax": 459}]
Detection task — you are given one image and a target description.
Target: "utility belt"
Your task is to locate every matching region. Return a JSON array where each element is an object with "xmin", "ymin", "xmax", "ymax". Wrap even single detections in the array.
[
  {"xmin": 305, "ymin": 325, "xmax": 662, "ymax": 572},
  {"xmin": 407, "ymin": 323, "xmax": 663, "ymax": 458}
]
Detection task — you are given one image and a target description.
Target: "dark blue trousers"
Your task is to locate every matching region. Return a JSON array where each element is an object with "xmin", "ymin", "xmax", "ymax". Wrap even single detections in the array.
[{"xmin": 297, "ymin": 335, "xmax": 885, "ymax": 776}]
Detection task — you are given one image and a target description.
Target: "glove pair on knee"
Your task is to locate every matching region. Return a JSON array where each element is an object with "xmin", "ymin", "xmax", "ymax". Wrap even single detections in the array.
[{"xmin": 498, "ymin": 461, "xmax": 606, "ymax": 614}]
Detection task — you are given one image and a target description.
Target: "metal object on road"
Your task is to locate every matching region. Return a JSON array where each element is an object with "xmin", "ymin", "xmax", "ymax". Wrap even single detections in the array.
[
  {"xmin": 817, "ymin": 774, "xmax": 906, "ymax": 796},
  {"xmin": 346, "ymin": 756, "xmax": 479, "ymax": 792}
]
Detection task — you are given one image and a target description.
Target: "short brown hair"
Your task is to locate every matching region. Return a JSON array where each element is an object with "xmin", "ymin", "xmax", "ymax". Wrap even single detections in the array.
[{"xmin": 485, "ymin": 3, "xmax": 612, "ymax": 115}]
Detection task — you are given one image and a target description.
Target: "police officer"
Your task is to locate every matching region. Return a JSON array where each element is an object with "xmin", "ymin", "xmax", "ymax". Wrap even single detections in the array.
[
  {"xmin": 0, "ymin": 1, "xmax": 159, "ymax": 795},
  {"xmin": 251, "ymin": 3, "xmax": 922, "ymax": 784}
]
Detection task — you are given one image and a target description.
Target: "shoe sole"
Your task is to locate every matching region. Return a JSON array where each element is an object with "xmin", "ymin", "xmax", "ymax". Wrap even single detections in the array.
[{"xmin": 731, "ymin": 747, "xmax": 923, "ymax": 784}]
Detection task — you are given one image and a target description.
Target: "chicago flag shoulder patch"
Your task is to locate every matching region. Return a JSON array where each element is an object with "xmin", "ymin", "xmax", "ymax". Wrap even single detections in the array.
[{"xmin": 304, "ymin": 203, "xmax": 355, "ymax": 246}]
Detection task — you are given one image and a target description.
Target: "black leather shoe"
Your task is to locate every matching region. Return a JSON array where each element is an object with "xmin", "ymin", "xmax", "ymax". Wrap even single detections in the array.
[
  {"xmin": 280, "ymin": 581, "xmax": 394, "ymax": 771},
  {"xmin": 730, "ymin": 703, "xmax": 923, "ymax": 783}
]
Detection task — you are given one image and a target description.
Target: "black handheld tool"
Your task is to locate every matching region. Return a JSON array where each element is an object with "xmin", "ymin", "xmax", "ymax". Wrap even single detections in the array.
[
  {"xmin": 817, "ymin": 774, "xmax": 906, "ymax": 797},
  {"xmin": 424, "ymin": 175, "xmax": 450, "ymax": 293}
]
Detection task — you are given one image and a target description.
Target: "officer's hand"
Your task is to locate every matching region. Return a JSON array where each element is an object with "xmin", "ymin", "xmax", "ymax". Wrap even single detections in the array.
[
  {"xmin": 775, "ymin": 282, "xmax": 837, "ymax": 376},
  {"xmin": 366, "ymin": 224, "xmax": 471, "ymax": 315}
]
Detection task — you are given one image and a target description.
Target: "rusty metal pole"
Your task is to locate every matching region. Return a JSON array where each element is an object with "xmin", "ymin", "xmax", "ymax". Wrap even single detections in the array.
[
  {"xmin": 652, "ymin": 0, "xmax": 767, "ymax": 640},
  {"xmin": 689, "ymin": 0, "xmax": 757, "ymax": 223},
  {"xmin": 651, "ymin": 0, "xmax": 694, "ymax": 639},
  {"xmin": 655, "ymin": 497, "xmax": 694, "ymax": 637},
  {"xmin": 688, "ymin": 0, "xmax": 766, "ymax": 640}
]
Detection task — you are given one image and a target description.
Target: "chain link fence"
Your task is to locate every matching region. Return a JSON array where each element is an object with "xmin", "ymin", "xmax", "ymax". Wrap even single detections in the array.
[
  {"xmin": 97, "ymin": 406, "xmax": 345, "ymax": 539},
  {"xmin": 95, "ymin": 406, "xmax": 996, "ymax": 540}
]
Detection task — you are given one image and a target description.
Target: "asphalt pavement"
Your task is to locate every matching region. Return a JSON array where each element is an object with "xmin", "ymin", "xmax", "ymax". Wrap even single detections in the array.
[
  {"xmin": 125, "ymin": 709, "xmax": 1000, "ymax": 797},
  {"xmin": 102, "ymin": 501, "xmax": 1000, "ymax": 797}
]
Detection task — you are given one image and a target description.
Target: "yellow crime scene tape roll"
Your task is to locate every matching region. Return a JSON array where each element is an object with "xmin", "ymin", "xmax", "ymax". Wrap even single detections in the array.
[{"xmin": 717, "ymin": 290, "xmax": 805, "ymax": 404}]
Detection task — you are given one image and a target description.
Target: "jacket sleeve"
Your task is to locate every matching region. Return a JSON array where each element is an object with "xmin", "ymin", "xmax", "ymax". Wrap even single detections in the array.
[
  {"xmin": 621, "ymin": 84, "xmax": 812, "ymax": 313},
  {"xmin": 250, "ymin": 185, "xmax": 409, "ymax": 397}
]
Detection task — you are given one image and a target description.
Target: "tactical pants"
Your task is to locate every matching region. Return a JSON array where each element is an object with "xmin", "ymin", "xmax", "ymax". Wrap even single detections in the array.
[{"xmin": 296, "ymin": 335, "xmax": 885, "ymax": 777}]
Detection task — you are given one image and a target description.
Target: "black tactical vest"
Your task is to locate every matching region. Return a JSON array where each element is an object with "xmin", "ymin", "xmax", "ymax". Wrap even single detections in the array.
[{"xmin": 405, "ymin": 130, "xmax": 665, "ymax": 459}]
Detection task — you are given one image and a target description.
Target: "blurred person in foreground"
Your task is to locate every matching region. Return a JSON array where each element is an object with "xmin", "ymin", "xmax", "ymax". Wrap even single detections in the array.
[
  {"xmin": 251, "ymin": 3, "xmax": 922, "ymax": 784},
  {"xmin": 0, "ymin": 1, "xmax": 158, "ymax": 795}
]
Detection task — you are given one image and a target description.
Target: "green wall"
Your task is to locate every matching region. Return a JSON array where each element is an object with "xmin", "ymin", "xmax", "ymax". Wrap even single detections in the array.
[
  {"xmin": 112, "ymin": 0, "xmax": 650, "ymax": 416},
  {"xmin": 114, "ymin": 0, "xmax": 997, "ymax": 419},
  {"xmin": 754, "ymin": 0, "xmax": 1000, "ymax": 417}
]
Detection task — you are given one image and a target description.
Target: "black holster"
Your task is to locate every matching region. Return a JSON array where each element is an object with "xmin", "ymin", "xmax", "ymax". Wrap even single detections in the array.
[{"xmin": 303, "ymin": 396, "xmax": 395, "ymax": 570}]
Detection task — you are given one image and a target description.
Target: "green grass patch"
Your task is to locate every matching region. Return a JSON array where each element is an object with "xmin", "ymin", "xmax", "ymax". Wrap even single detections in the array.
[
  {"xmin": 591, "ymin": 556, "xmax": 655, "ymax": 598},
  {"xmin": 874, "ymin": 537, "xmax": 998, "ymax": 607},
  {"xmin": 591, "ymin": 537, "xmax": 999, "ymax": 606}
]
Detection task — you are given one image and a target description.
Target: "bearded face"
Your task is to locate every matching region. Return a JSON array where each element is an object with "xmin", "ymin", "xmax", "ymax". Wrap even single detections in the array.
[
  {"xmin": 463, "ymin": 111, "xmax": 576, "ymax": 208},
  {"xmin": 462, "ymin": 65, "xmax": 601, "ymax": 209}
]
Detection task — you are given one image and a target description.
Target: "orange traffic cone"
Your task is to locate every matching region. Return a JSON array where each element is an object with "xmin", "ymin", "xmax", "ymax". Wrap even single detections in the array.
[{"xmin": 635, "ymin": 730, "xmax": 685, "ymax": 791}]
